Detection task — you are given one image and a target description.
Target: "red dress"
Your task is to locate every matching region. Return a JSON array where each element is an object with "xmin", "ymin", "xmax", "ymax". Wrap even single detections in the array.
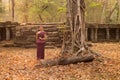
[{"xmin": 36, "ymin": 31, "xmax": 46, "ymax": 60}]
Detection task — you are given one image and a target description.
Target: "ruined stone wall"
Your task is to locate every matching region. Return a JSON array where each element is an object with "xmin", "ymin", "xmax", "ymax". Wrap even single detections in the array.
[
  {"xmin": 14, "ymin": 24, "xmax": 64, "ymax": 48},
  {"xmin": 0, "ymin": 21, "xmax": 19, "ymax": 41},
  {"xmin": 14, "ymin": 25, "xmax": 37, "ymax": 45},
  {"xmin": 14, "ymin": 23, "xmax": 120, "ymax": 48},
  {"xmin": 1, "ymin": 22, "xmax": 119, "ymax": 48},
  {"xmin": 86, "ymin": 24, "xmax": 120, "ymax": 42}
]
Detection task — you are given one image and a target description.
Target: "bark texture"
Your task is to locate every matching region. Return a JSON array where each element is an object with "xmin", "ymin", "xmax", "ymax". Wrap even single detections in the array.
[{"xmin": 62, "ymin": 0, "xmax": 88, "ymax": 55}]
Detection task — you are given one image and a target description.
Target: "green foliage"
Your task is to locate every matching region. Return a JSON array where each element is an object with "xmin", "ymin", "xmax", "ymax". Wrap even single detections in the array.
[
  {"xmin": 0, "ymin": 0, "xmax": 66, "ymax": 22},
  {"xmin": 0, "ymin": 3, "xmax": 4, "ymax": 13},
  {"xmin": 89, "ymin": 1, "xmax": 102, "ymax": 8},
  {"xmin": 0, "ymin": 7, "xmax": 2, "ymax": 13},
  {"xmin": 1, "ymin": 0, "xmax": 119, "ymax": 24},
  {"xmin": 57, "ymin": 7, "xmax": 66, "ymax": 13}
]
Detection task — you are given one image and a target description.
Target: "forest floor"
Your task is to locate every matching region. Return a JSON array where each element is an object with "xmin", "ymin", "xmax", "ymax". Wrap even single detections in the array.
[{"xmin": 0, "ymin": 42, "xmax": 120, "ymax": 80}]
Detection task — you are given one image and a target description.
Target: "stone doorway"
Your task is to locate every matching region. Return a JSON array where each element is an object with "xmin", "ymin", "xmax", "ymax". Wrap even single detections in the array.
[
  {"xmin": 0, "ymin": 27, "xmax": 14, "ymax": 41},
  {"xmin": 0, "ymin": 28, "xmax": 6, "ymax": 41}
]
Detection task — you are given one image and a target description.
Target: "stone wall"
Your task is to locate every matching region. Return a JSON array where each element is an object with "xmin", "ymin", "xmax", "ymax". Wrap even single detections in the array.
[
  {"xmin": 14, "ymin": 23, "xmax": 120, "ymax": 48},
  {"xmin": 0, "ymin": 21, "xmax": 19, "ymax": 41},
  {"xmin": 14, "ymin": 23, "xmax": 64, "ymax": 48},
  {"xmin": 86, "ymin": 24, "xmax": 120, "ymax": 42},
  {"xmin": 1, "ymin": 22, "xmax": 119, "ymax": 48}
]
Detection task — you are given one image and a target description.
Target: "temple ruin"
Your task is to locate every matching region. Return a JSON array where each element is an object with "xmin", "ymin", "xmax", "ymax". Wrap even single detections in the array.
[
  {"xmin": 0, "ymin": 21, "xmax": 19, "ymax": 41},
  {"xmin": 86, "ymin": 23, "xmax": 120, "ymax": 42},
  {"xmin": 0, "ymin": 22, "xmax": 120, "ymax": 48}
]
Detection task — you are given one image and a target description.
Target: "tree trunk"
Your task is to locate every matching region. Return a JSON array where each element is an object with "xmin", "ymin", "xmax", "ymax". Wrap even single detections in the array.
[
  {"xmin": 62, "ymin": 0, "xmax": 88, "ymax": 54},
  {"xmin": 23, "ymin": 0, "xmax": 28, "ymax": 23},
  {"xmin": 11, "ymin": 0, "xmax": 15, "ymax": 22},
  {"xmin": 24, "ymin": 14, "xmax": 28, "ymax": 23},
  {"xmin": 106, "ymin": 1, "xmax": 120, "ymax": 23},
  {"xmin": 9, "ymin": 0, "xmax": 11, "ymax": 17},
  {"xmin": 117, "ymin": 0, "xmax": 120, "ymax": 23},
  {"xmin": 36, "ymin": 0, "xmax": 97, "ymax": 67},
  {"xmin": 101, "ymin": 0, "xmax": 108, "ymax": 24},
  {"xmin": 35, "ymin": 54, "xmax": 94, "ymax": 67},
  {"xmin": 61, "ymin": 0, "xmax": 97, "ymax": 60},
  {"xmin": 38, "ymin": 14, "xmax": 44, "ymax": 23}
]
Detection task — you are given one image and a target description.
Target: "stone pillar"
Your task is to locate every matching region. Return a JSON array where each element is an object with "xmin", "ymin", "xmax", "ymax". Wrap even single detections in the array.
[
  {"xmin": 116, "ymin": 28, "xmax": 119, "ymax": 41},
  {"xmin": 91, "ymin": 28, "xmax": 94, "ymax": 42},
  {"xmin": 85, "ymin": 28, "xmax": 88, "ymax": 41},
  {"xmin": 106, "ymin": 28, "xmax": 110, "ymax": 41},
  {"xmin": 6, "ymin": 28, "xmax": 10, "ymax": 40},
  {"xmin": 95, "ymin": 28, "xmax": 98, "ymax": 42},
  {"xmin": 0, "ymin": 29, "xmax": 1, "ymax": 40},
  {"xmin": 11, "ymin": 27, "xmax": 15, "ymax": 39}
]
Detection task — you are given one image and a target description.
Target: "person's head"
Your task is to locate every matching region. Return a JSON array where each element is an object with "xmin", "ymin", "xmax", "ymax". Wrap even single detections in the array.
[{"xmin": 39, "ymin": 26, "xmax": 44, "ymax": 31}]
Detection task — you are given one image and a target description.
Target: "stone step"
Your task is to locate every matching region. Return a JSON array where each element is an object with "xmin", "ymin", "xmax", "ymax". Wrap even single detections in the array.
[
  {"xmin": 43, "ymin": 25, "xmax": 57, "ymax": 28},
  {"xmin": 47, "ymin": 32, "xmax": 59, "ymax": 37},
  {"xmin": 45, "ymin": 46, "xmax": 55, "ymax": 49},
  {"xmin": 24, "ymin": 45, "xmax": 55, "ymax": 49},
  {"xmin": 14, "ymin": 41, "xmax": 33, "ymax": 45},
  {"xmin": 1, "ymin": 43, "xmax": 15, "ymax": 47},
  {"xmin": 46, "ymin": 37, "xmax": 60, "ymax": 42},
  {"xmin": 44, "ymin": 28, "xmax": 58, "ymax": 32},
  {"xmin": 46, "ymin": 42, "xmax": 55, "ymax": 45},
  {"xmin": 56, "ymin": 44, "xmax": 62, "ymax": 47},
  {"xmin": 23, "ymin": 31, "xmax": 36, "ymax": 35}
]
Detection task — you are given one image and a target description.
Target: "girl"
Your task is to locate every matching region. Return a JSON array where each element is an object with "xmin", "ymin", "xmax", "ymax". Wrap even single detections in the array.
[{"xmin": 36, "ymin": 26, "xmax": 47, "ymax": 62}]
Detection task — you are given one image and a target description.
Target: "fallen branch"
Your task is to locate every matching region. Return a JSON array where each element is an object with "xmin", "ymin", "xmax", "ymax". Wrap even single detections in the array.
[{"xmin": 35, "ymin": 53, "xmax": 94, "ymax": 67}]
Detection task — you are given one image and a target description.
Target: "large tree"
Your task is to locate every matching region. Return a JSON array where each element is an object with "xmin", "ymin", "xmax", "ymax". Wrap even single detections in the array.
[
  {"xmin": 62, "ymin": 0, "xmax": 88, "ymax": 55},
  {"xmin": 38, "ymin": 0, "xmax": 95, "ymax": 67},
  {"xmin": 33, "ymin": 0, "xmax": 103, "ymax": 67}
]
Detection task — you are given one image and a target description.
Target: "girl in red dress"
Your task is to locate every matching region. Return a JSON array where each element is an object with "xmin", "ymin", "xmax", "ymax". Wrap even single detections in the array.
[{"xmin": 36, "ymin": 26, "xmax": 47, "ymax": 62}]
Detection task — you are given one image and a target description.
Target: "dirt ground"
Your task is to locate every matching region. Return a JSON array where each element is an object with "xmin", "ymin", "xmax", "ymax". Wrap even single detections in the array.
[{"xmin": 0, "ymin": 43, "xmax": 120, "ymax": 80}]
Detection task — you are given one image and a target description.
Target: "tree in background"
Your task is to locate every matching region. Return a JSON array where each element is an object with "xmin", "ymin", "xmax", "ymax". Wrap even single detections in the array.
[
  {"xmin": 11, "ymin": 0, "xmax": 14, "ymax": 21},
  {"xmin": 1, "ymin": 0, "xmax": 120, "ymax": 24},
  {"xmin": 0, "ymin": 0, "xmax": 2, "ymax": 12},
  {"xmin": 28, "ymin": 0, "xmax": 66, "ymax": 23},
  {"xmin": 85, "ymin": 0, "xmax": 120, "ymax": 24},
  {"xmin": 15, "ymin": 0, "xmax": 66, "ymax": 23},
  {"xmin": 106, "ymin": 0, "xmax": 120, "ymax": 23},
  {"xmin": 0, "ymin": 0, "xmax": 5, "ymax": 21}
]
